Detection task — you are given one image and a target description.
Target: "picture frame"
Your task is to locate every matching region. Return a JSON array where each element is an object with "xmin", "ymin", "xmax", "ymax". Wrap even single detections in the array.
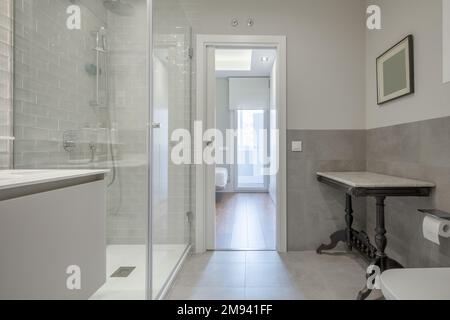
[{"xmin": 377, "ymin": 35, "xmax": 415, "ymax": 105}]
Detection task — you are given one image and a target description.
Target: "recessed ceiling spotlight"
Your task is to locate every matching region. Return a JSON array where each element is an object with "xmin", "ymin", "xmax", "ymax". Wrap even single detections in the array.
[{"xmin": 261, "ymin": 57, "xmax": 270, "ymax": 63}]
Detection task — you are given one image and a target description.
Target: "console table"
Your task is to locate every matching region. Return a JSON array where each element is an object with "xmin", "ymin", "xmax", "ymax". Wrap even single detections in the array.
[{"xmin": 316, "ymin": 172, "xmax": 435, "ymax": 300}]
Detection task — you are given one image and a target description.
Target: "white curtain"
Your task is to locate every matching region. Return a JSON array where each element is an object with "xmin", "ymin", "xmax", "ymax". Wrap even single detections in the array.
[{"xmin": 229, "ymin": 78, "xmax": 270, "ymax": 110}]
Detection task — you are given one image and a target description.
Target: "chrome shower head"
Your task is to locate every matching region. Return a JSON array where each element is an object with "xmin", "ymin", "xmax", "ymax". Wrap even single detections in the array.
[{"xmin": 103, "ymin": 0, "xmax": 134, "ymax": 16}]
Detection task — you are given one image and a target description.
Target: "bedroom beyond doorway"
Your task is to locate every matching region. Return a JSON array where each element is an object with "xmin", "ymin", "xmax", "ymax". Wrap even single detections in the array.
[{"xmin": 214, "ymin": 48, "xmax": 278, "ymax": 251}]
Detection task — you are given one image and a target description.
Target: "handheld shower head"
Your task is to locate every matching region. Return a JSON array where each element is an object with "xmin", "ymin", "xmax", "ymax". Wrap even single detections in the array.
[
  {"xmin": 103, "ymin": 0, "xmax": 134, "ymax": 16},
  {"xmin": 93, "ymin": 26, "xmax": 108, "ymax": 52}
]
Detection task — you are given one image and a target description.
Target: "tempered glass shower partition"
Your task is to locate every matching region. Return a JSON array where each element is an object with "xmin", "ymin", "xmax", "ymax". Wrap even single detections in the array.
[
  {"xmin": 11, "ymin": 0, "xmax": 192, "ymax": 299},
  {"xmin": 152, "ymin": 0, "xmax": 192, "ymax": 299},
  {"xmin": 13, "ymin": 0, "xmax": 151, "ymax": 299}
]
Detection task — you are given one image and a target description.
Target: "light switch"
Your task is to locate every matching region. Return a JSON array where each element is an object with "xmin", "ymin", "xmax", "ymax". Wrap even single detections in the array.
[{"xmin": 292, "ymin": 141, "xmax": 303, "ymax": 152}]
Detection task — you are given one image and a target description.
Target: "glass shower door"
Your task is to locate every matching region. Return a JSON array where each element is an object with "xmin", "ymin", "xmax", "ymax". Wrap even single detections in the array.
[
  {"xmin": 152, "ymin": 0, "xmax": 192, "ymax": 299},
  {"xmin": 12, "ymin": 0, "xmax": 151, "ymax": 300},
  {"xmin": 10, "ymin": 0, "xmax": 191, "ymax": 300}
]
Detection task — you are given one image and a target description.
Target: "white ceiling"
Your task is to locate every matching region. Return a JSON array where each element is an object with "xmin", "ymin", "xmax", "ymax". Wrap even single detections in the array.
[{"xmin": 216, "ymin": 49, "xmax": 277, "ymax": 78}]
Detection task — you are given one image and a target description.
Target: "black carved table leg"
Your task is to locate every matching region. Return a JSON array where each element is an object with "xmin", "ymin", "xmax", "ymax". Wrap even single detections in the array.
[
  {"xmin": 345, "ymin": 194, "xmax": 354, "ymax": 251},
  {"xmin": 357, "ymin": 196, "xmax": 402, "ymax": 300},
  {"xmin": 317, "ymin": 194, "xmax": 354, "ymax": 254},
  {"xmin": 357, "ymin": 196, "xmax": 386, "ymax": 300},
  {"xmin": 316, "ymin": 230, "xmax": 346, "ymax": 254},
  {"xmin": 357, "ymin": 257, "xmax": 380, "ymax": 300}
]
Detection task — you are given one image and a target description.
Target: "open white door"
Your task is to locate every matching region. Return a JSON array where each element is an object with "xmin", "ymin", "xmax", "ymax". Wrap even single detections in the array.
[
  {"xmin": 269, "ymin": 60, "xmax": 278, "ymax": 206},
  {"xmin": 205, "ymin": 46, "xmax": 217, "ymax": 250}
]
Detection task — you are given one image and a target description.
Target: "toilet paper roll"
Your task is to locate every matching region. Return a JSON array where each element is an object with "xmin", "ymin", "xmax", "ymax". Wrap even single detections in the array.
[{"xmin": 423, "ymin": 215, "xmax": 450, "ymax": 245}]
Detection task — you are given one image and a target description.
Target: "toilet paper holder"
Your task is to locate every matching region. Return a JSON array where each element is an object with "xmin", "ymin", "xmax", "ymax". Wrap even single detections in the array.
[{"xmin": 418, "ymin": 209, "xmax": 450, "ymax": 220}]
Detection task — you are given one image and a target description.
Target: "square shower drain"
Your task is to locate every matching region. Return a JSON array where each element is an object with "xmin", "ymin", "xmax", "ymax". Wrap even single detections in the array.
[{"xmin": 111, "ymin": 267, "xmax": 136, "ymax": 278}]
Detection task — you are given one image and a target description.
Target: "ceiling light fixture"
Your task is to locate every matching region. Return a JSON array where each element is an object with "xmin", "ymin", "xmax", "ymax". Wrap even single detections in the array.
[{"xmin": 216, "ymin": 49, "xmax": 253, "ymax": 71}]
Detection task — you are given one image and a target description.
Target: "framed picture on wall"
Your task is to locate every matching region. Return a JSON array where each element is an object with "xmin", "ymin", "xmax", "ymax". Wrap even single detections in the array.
[{"xmin": 376, "ymin": 35, "xmax": 415, "ymax": 105}]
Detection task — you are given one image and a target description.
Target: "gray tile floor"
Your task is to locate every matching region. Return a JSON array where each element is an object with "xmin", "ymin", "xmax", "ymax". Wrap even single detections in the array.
[{"xmin": 166, "ymin": 250, "xmax": 383, "ymax": 300}]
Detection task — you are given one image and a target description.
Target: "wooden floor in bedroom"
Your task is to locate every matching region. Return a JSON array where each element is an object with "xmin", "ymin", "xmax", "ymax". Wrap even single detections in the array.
[{"xmin": 215, "ymin": 193, "xmax": 276, "ymax": 250}]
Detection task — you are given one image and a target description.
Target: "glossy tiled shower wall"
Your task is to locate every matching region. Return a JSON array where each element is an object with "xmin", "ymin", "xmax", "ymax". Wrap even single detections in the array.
[
  {"xmin": 105, "ymin": 0, "xmax": 149, "ymax": 244},
  {"xmin": 8, "ymin": 0, "xmax": 193, "ymax": 246},
  {"xmin": 0, "ymin": 0, "xmax": 12, "ymax": 168},
  {"xmin": 11, "ymin": 0, "xmax": 151, "ymax": 245},
  {"xmin": 13, "ymin": 0, "xmax": 109, "ymax": 168}
]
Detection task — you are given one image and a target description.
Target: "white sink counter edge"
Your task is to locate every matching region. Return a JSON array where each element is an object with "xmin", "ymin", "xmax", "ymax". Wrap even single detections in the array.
[{"xmin": 0, "ymin": 170, "xmax": 110, "ymax": 191}]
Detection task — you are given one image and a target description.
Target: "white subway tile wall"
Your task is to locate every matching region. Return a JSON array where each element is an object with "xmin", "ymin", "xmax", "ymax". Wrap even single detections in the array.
[
  {"xmin": 106, "ymin": 0, "xmax": 149, "ymax": 244},
  {"xmin": 12, "ymin": 0, "xmax": 152, "ymax": 245},
  {"xmin": 0, "ymin": 0, "xmax": 13, "ymax": 168},
  {"xmin": 10, "ymin": 0, "xmax": 193, "ymax": 246},
  {"xmin": 13, "ymin": 0, "xmax": 107, "ymax": 168}
]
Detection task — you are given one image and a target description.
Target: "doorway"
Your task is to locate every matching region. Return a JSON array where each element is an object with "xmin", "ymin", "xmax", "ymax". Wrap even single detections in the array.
[
  {"xmin": 215, "ymin": 49, "xmax": 275, "ymax": 250},
  {"xmin": 195, "ymin": 35, "xmax": 287, "ymax": 253}
]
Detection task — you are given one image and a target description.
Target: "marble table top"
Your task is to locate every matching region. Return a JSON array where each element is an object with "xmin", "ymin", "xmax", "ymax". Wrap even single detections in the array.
[{"xmin": 316, "ymin": 172, "xmax": 435, "ymax": 188}]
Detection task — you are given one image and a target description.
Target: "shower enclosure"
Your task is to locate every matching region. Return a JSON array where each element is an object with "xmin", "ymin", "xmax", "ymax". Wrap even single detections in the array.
[{"xmin": 11, "ymin": 0, "xmax": 192, "ymax": 299}]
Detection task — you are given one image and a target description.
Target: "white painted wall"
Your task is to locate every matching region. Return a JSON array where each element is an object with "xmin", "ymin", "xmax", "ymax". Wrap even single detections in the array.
[
  {"xmin": 180, "ymin": 0, "xmax": 366, "ymax": 130},
  {"xmin": 216, "ymin": 78, "xmax": 233, "ymax": 192},
  {"xmin": 366, "ymin": 0, "xmax": 450, "ymax": 129},
  {"xmin": 216, "ymin": 79, "xmax": 230, "ymax": 140}
]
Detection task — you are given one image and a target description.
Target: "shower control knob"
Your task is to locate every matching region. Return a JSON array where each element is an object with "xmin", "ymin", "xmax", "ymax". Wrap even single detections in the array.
[{"xmin": 63, "ymin": 130, "xmax": 78, "ymax": 152}]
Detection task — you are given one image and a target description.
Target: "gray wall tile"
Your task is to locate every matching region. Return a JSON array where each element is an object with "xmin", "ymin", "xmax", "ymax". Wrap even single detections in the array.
[
  {"xmin": 287, "ymin": 130, "xmax": 367, "ymax": 251},
  {"xmin": 366, "ymin": 116, "xmax": 450, "ymax": 267},
  {"xmin": 367, "ymin": 122, "xmax": 421, "ymax": 163}
]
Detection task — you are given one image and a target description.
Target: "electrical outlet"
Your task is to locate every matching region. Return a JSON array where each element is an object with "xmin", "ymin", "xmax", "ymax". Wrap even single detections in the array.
[{"xmin": 292, "ymin": 141, "xmax": 303, "ymax": 152}]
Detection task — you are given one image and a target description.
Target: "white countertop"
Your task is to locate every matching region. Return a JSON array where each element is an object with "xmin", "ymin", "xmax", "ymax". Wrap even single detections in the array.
[
  {"xmin": 381, "ymin": 268, "xmax": 450, "ymax": 300},
  {"xmin": 317, "ymin": 172, "xmax": 435, "ymax": 188},
  {"xmin": 0, "ymin": 170, "xmax": 109, "ymax": 191}
]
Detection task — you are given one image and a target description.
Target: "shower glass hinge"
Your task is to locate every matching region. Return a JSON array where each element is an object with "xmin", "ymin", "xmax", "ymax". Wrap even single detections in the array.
[{"xmin": 188, "ymin": 47, "xmax": 194, "ymax": 59}]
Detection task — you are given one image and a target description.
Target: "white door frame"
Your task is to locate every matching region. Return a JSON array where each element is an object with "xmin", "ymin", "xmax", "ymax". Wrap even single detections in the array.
[{"xmin": 195, "ymin": 34, "xmax": 287, "ymax": 253}]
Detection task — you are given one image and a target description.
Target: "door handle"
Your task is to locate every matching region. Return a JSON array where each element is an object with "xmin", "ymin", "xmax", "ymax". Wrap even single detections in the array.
[{"xmin": 152, "ymin": 123, "xmax": 161, "ymax": 129}]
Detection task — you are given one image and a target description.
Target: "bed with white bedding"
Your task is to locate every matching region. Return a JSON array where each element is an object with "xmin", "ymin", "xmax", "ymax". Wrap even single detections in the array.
[{"xmin": 215, "ymin": 167, "xmax": 229, "ymax": 189}]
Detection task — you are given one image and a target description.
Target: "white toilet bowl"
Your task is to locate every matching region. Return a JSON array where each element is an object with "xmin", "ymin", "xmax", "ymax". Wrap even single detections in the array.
[{"xmin": 380, "ymin": 268, "xmax": 450, "ymax": 300}]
